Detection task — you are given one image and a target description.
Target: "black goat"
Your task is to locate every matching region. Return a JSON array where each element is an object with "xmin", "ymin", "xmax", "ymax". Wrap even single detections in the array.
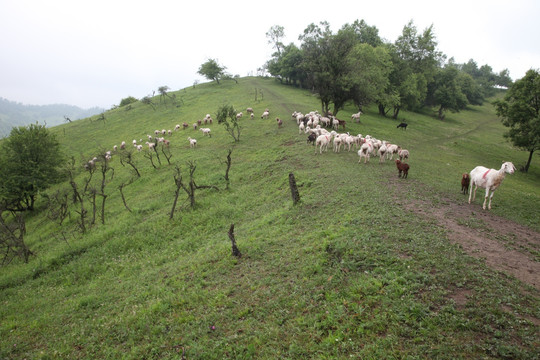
[
  {"xmin": 397, "ymin": 122, "xmax": 408, "ymax": 130},
  {"xmin": 307, "ymin": 133, "xmax": 317, "ymax": 145}
]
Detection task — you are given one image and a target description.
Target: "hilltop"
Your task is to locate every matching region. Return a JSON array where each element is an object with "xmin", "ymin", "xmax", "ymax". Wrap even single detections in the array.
[{"xmin": 1, "ymin": 77, "xmax": 539, "ymax": 359}]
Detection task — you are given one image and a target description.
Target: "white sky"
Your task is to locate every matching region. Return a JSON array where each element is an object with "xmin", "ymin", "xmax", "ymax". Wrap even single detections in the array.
[{"xmin": 1, "ymin": 0, "xmax": 539, "ymax": 109}]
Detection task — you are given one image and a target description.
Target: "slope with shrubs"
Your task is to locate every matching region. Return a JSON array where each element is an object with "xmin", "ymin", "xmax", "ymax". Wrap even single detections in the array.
[{"xmin": 1, "ymin": 77, "xmax": 538, "ymax": 359}]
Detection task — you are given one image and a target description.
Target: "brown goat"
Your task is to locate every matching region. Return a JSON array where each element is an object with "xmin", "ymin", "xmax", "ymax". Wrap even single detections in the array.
[
  {"xmin": 395, "ymin": 159, "xmax": 409, "ymax": 179},
  {"xmin": 461, "ymin": 173, "xmax": 470, "ymax": 194}
]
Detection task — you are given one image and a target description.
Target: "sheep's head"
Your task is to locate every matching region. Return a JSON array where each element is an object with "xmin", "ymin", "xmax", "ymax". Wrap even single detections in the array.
[{"xmin": 503, "ymin": 162, "xmax": 516, "ymax": 174}]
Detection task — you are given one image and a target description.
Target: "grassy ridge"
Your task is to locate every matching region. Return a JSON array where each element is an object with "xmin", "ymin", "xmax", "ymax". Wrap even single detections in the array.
[{"xmin": 1, "ymin": 77, "xmax": 539, "ymax": 359}]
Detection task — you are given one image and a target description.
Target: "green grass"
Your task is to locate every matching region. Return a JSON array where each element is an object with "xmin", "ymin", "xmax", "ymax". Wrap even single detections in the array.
[{"xmin": 1, "ymin": 77, "xmax": 539, "ymax": 359}]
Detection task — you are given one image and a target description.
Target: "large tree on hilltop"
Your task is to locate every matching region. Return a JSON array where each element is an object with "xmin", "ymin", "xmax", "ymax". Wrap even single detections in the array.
[
  {"xmin": 198, "ymin": 59, "xmax": 226, "ymax": 84},
  {"xmin": 494, "ymin": 69, "xmax": 540, "ymax": 172},
  {"xmin": 300, "ymin": 22, "xmax": 361, "ymax": 115}
]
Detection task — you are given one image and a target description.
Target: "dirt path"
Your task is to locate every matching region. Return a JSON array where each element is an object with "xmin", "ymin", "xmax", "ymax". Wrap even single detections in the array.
[{"xmin": 389, "ymin": 178, "xmax": 540, "ymax": 291}]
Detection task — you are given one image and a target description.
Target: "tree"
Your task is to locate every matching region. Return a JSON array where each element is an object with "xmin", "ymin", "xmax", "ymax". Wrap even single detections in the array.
[
  {"xmin": 119, "ymin": 96, "xmax": 138, "ymax": 107},
  {"xmin": 494, "ymin": 69, "xmax": 540, "ymax": 172},
  {"xmin": 216, "ymin": 104, "xmax": 242, "ymax": 142},
  {"xmin": 198, "ymin": 59, "xmax": 226, "ymax": 84},
  {"xmin": 266, "ymin": 25, "xmax": 285, "ymax": 57},
  {"xmin": 347, "ymin": 43, "xmax": 392, "ymax": 111},
  {"xmin": 157, "ymin": 86, "xmax": 172, "ymax": 103},
  {"xmin": 0, "ymin": 123, "xmax": 64, "ymax": 211},
  {"xmin": 427, "ymin": 65, "xmax": 468, "ymax": 120}
]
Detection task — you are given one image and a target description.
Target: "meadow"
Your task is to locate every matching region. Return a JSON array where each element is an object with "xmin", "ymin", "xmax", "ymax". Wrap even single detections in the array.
[{"xmin": 0, "ymin": 77, "xmax": 538, "ymax": 359}]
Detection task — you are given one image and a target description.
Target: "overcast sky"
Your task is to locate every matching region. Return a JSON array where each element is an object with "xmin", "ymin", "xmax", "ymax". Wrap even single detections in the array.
[{"xmin": 1, "ymin": 0, "xmax": 539, "ymax": 109}]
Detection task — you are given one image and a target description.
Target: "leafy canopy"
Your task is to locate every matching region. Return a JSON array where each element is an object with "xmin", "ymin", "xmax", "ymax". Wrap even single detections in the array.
[
  {"xmin": 198, "ymin": 59, "xmax": 226, "ymax": 85},
  {"xmin": 0, "ymin": 123, "xmax": 65, "ymax": 210},
  {"xmin": 494, "ymin": 69, "xmax": 540, "ymax": 171}
]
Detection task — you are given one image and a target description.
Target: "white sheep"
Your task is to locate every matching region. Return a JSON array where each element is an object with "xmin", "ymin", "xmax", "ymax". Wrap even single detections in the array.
[
  {"xmin": 386, "ymin": 144, "xmax": 401, "ymax": 160},
  {"xmin": 358, "ymin": 141, "xmax": 375, "ymax": 163},
  {"xmin": 261, "ymin": 111, "xmax": 269, "ymax": 119},
  {"xmin": 351, "ymin": 111, "xmax": 363, "ymax": 123},
  {"xmin": 188, "ymin": 137, "xmax": 197, "ymax": 148},
  {"xmin": 236, "ymin": 112, "xmax": 243, "ymax": 119},
  {"xmin": 145, "ymin": 141, "xmax": 156, "ymax": 150},
  {"xmin": 250, "ymin": 113, "xmax": 254, "ymax": 120},
  {"xmin": 315, "ymin": 134, "xmax": 332, "ymax": 154},
  {"xmin": 132, "ymin": 139, "xmax": 137, "ymax": 146},
  {"xmin": 200, "ymin": 128, "xmax": 211, "ymax": 137},
  {"xmin": 378, "ymin": 144, "xmax": 387, "ymax": 163},
  {"xmin": 468, "ymin": 162, "xmax": 516, "ymax": 210},
  {"xmin": 246, "ymin": 107, "xmax": 254, "ymax": 114},
  {"xmin": 136, "ymin": 144, "xmax": 143, "ymax": 152},
  {"xmin": 298, "ymin": 122, "xmax": 305, "ymax": 134},
  {"xmin": 332, "ymin": 117, "xmax": 340, "ymax": 130},
  {"xmin": 175, "ymin": 124, "xmax": 181, "ymax": 131},
  {"xmin": 398, "ymin": 149, "xmax": 410, "ymax": 162}
]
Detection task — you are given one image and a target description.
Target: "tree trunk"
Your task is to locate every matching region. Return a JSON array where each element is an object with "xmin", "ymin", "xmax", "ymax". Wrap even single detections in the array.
[
  {"xmin": 378, "ymin": 103, "xmax": 386, "ymax": 117},
  {"xmin": 393, "ymin": 107, "xmax": 400, "ymax": 120},
  {"xmin": 525, "ymin": 149, "xmax": 534, "ymax": 172},
  {"xmin": 289, "ymin": 173, "xmax": 301, "ymax": 205},
  {"xmin": 228, "ymin": 223, "xmax": 241, "ymax": 257}
]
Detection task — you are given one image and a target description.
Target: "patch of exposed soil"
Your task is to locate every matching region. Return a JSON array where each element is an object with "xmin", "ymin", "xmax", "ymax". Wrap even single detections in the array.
[{"xmin": 388, "ymin": 178, "xmax": 540, "ymax": 291}]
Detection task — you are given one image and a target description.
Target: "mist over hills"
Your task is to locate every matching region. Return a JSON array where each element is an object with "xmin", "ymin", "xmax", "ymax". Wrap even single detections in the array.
[{"xmin": 0, "ymin": 97, "xmax": 104, "ymax": 137}]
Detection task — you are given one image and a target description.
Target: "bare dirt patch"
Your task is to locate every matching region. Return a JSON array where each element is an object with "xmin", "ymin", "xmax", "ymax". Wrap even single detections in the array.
[{"xmin": 388, "ymin": 178, "xmax": 540, "ymax": 291}]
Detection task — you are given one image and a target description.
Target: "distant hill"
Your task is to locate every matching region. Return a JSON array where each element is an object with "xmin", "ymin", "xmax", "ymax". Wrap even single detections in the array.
[{"xmin": 0, "ymin": 97, "xmax": 104, "ymax": 137}]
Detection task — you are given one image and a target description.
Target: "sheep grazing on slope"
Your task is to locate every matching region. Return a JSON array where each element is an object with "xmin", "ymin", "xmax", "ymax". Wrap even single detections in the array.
[
  {"xmin": 307, "ymin": 133, "xmax": 317, "ymax": 146},
  {"xmin": 378, "ymin": 144, "xmax": 387, "ymax": 163},
  {"xmin": 200, "ymin": 128, "xmax": 211, "ymax": 137},
  {"xmin": 261, "ymin": 111, "xmax": 269, "ymax": 119},
  {"xmin": 187, "ymin": 137, "xmax": 197, "ymax": 148},
  {"xmin": 315, "ymin": 134, "xmax": 332, "ymax": 154},
  {"xmin": 397, "ymin": 122, "xmax": 408, "ymax": 130},
  {"xmin": 468, "ymin": 161, "xmax": 515, "ymax": 210},
  {"xmin": 276, "ymin": 117, "xmax": 283, "ymax": 128},
  {"xmin": 398, "ymin": 149, "xmax": 410, "ymax": 162},
  {"xmin": 461, "ymin": 173, "xmax": 470, "ymax": 194},
  {"xmin": 246, "ymin": 107, "xmax": 254, "ymax": 114},
  {"xmin": 351, "ymin": 111, "xmax": 363, "ymax": 123},
  {"xmin": 395, "ymin": 159, "xmax": 409, "ymax": 178},
  {"xmin": 357, "ymin": 141, "xmax": 374, "ymax": 163}
]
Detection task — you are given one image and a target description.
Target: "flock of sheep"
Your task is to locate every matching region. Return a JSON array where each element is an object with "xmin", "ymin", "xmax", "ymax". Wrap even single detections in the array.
[
  {"xmin": 292, "ymin": 110, "xmax": 410, "ymax": 178},
  {"xmin": 291, "ymin": 109, "xmax": 515, "ymax": 210},
  {"xmin": 84, "ymin": 104, "xmax": 515, "ymax": 211}
]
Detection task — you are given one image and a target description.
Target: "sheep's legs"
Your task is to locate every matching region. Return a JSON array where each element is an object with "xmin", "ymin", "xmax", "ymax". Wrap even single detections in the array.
[
  {"xmin": 468, "ymin": 183, "xmax": 476, "ymax": 204},
  {"xmin": 487, "ymin": 190, "xmax": 495, "ymax": 210},
  {"xmin": 482, "ymin": 187, "xmax": 491, "ymax": 210}
]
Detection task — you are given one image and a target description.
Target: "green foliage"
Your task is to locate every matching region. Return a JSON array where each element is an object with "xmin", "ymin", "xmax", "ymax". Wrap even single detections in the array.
[
  {"xmin": 428, "ymin": 66, "xmax": 469, "ymax": 119},
  {"xmin": 216, "ymin": 104, "xmax": 241, "ymax": 142},
  {"xmin": 495, "ymin": 69, "xmax": 540, "ymax": 171},
  {"xmin": 119, "ymin": 96, "xmax": 138, "ymax": 107},
  {"xmin": 198, "ymin": 59, "xmax": 226, "ymax": 84},
  {"xmin": 0, "ymin": 123, "xmax": 64, "ymax": 210}
]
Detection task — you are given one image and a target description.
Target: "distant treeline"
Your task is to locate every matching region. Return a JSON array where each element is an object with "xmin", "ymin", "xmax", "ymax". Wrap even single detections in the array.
[
  {"xmin": 264, "ymin": 20, "xmax": 513, "ymax": 120},
  {"xmin": 0, "ymin": 97, "xmax": 104, "ymax": 137}
]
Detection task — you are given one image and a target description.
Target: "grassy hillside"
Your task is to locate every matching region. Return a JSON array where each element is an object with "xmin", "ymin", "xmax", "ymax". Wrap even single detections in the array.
[{"xmin": 1, "ymin": 77, "xmax": 539, "ymax": 359}]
